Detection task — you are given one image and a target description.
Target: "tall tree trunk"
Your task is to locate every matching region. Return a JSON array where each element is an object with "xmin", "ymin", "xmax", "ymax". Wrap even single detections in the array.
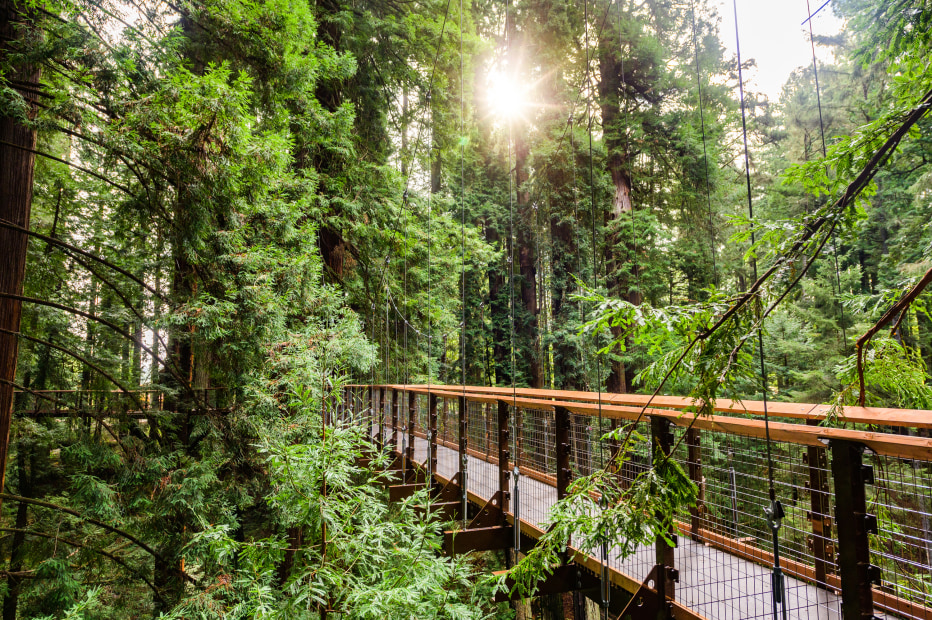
[
  {"xmin": 488, "ymin": 224, "xmax": 509, "ymax": 386},
  {"xmin": 550, "ymin": 209, "xmax": 584, "ymax": 391},
  {"xmin": 2, "ymin": 445, "xmax": 31, "ymax": 620},
  {"xmin": 0, "ymin": 0, "xmax": 41, "ymax": 507},
  {"xmin": 598, "ymin": 24, "xmax": 639, "ymax": 394},
  {"xmin": 508, "ymin": 14, "xmax": 542, "ymax": 389}
]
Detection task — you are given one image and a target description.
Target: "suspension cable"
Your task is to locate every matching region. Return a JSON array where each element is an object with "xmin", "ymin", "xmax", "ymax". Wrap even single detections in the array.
[
  {"xmin": 584, "ymin": 0, "xmax": 608, "ymax": 614},
  {"xmin": 505, "ymin": 0, "xmax": 520, "ymax": 557},
  {"xmin": 732, "ymin": 3, "xmax": 786, "ymax": 619},
  {"xmin": 460, "ymin": 0, "xmax": 469, "ymax": 524}
]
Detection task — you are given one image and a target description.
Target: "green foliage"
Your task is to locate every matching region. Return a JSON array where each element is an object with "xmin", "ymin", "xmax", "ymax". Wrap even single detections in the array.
[{"xmin": 504, "ymin": 440, "xmax": 697, "ymax": 598}]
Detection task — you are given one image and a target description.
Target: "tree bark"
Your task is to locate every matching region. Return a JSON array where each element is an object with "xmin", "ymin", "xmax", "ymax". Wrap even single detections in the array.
[
  {"xmin": 598, "ymin": 24, "xmax": 639, "ymax": 394},
  {"xmin": 0, "ymin": 0, "xmax": 41, "ymax": 508},
  {"xmin": 2, "ymin": 446, "xmax": 31, "ymax": 620},
  {"xmin": 508, "ymin": 15, "xmax": 541, "ymax": 388}
]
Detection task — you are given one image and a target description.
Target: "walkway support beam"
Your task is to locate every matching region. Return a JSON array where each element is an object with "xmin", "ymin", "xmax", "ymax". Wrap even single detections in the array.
[
  {"xmin": 806, "ymin": 420, "xmax": 833, "ymax": 589},
  {"xmin": 498, "ymin": 400, "xmax": 510, "ymax": 515},
  {"xmin": 651, "ymin": 415, "xmax": 676, "ymax": 617},
  {"xmin": 830, "ymin": 439, "xmax": 878, "ymax": 620}
]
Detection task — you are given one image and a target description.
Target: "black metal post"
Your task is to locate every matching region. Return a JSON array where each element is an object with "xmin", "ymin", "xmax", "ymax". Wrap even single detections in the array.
[
  {"xmin": 831, "ymin": 439, "xmax": 878, "ymax": 620},
  {"xmin": 806, "ymin": 420, "xmax": 833, "ymax": 588},
  {"xmin": 498, "ymin": 400, "xmax": 510, "ymax": 515},
  {"xmin": 651, "ymin": 415, "xmax": 676, "ymax": 618}
]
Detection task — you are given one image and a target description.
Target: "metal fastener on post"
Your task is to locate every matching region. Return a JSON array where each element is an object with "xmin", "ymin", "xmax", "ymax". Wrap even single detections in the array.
[{"xmin": 830, "ymin": 439, "xmax": 879, "ymax": 620}]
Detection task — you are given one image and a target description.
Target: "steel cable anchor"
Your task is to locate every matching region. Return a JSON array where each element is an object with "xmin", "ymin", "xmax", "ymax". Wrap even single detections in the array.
[{"xmin": 764, "ymin": 499, "xmax": 788, "ymax": 620}]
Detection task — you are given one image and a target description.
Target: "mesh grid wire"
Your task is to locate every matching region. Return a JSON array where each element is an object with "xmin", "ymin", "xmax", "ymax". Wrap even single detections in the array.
[
  {"xmin": 465, "ymin": 399, "xmax": 497, "ymax": 501},
  {"xmin": 668, "ymin": 426, "xmax": 842, "ymax": 619},
  {"xmin": 347, "ymin": 389, "xmax": 932, "ymax": 620},
  {"xmin": 611, "ymin": 419, "xmax": 655, "ymax": 586},
  {"xmin": 869, "ymin": 451, "xmax": 932, "ymax": 618},
  {"xmin": 514, "ymin": 408, "xmax": 557, "ymax": 529},
  {"xmin": 439, "ymin": 397, "xmax": 455, "ymax": 445}
]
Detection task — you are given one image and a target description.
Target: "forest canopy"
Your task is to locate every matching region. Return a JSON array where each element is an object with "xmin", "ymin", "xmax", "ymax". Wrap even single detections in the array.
[{"xmin": 0, "ymin": 0, "xmax": 931, "ymax": 617}]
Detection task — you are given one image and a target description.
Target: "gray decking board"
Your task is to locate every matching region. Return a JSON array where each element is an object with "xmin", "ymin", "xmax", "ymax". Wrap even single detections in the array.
[{"xmin": 392, "ymin": 430, "xmax": 856, "ymax": 620}]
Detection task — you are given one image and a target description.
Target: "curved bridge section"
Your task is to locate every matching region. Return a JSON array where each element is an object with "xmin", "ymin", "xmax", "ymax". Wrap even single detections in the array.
[{"xmin": 345, "ymin": 384, "xmax": 932, "ymax": 620}]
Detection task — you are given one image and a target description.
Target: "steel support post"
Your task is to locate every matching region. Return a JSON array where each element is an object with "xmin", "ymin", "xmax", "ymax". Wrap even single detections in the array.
[
  {"xmin": 806, "ymin": 420, "xmax": 833, "ymax": 588},
  {"xmin": 686, "ymin": 427, "xmax": 704, "ymax": 542},
  {"xmin": 830, "ymin": 439, "xmax": 878, "ymax": 620},
  {"xmin": 428, "ymin": 393, "xmax": 438, "ymax": 477},
  {"xmin": 555, "ymin": 406, "xmax": 572, "ymax": 501},
  {"xmin": 498, "ymin": 400, "xmax": 511, "ymax": 515},
  {"xmin": 391, "ymin": 389, "xmax": 399, "ymax": 454},
  {"xmin": 651, "ymin": 415, "xmax": 676, "ymax": 617}
]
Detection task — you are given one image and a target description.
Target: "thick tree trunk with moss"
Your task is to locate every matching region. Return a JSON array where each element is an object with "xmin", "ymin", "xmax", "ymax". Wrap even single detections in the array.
[
  {"xmin": 598, "ymin": 28, "xmax": 640, "ymax": 394},
  {"xmin": 0, "ymin": 0, "xmax": 41, "ymax": 506}
]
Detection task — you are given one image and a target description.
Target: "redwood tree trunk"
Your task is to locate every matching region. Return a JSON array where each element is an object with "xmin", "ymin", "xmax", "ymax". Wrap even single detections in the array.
[
  {"xmin": 599, "ymin": 24, "xmax": 640, "ymax": 395},
  {"xmin": 508, "ymin": 17, "xmax": 541, "ymax": 388},
  {"xmin": 0, "ymin": 0, "xmax": 41, "ymax": 505}
]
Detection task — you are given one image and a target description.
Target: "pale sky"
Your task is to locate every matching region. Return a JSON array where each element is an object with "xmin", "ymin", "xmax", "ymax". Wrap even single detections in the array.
[{"xmin": 712, "ymin": 0, "xmax": 845, "ymax": 102}]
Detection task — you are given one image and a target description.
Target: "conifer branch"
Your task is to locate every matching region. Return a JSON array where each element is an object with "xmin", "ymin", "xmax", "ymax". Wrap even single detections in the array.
[
  {"xmin": 0, "ymin": 294, "xmax": 207, "ymax": 411},
  {"xmin": 0, "ymin": 527, "xmax": 164, "ymax": 600},
  {"xmin": 0, "ymin": 218, "xmax": 167, "ymax": 301},
  {"xmin": 0, "ymin": 140, "xmax": 138, "ymax": 200},
  {"xmin": 856, "ymin": 264, "xmax": 932, "ymax": 406}
]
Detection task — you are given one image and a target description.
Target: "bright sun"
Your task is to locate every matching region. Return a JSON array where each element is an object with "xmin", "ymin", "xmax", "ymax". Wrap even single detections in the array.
[{"xmin": 487, "ymin": 68, "xmax": 529, "ymax": 121}]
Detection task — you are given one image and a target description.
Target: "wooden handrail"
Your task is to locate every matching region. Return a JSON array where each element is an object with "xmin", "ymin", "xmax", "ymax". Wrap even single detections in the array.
[
  {"xmin": 355, "ymin": 384, "xmax": 932, "ymax": 461},
  {"xmin": 362, "ymin": 383, "xmax": 932, "ymax": 429}
]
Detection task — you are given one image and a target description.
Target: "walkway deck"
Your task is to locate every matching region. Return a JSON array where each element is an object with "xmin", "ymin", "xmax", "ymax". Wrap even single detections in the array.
[{"xmin": 406, "ymin": 433, "xmax": 857, "ymax": 620}]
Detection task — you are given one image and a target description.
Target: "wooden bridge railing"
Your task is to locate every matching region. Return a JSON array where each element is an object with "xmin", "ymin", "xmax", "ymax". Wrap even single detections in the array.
[
  {"xmin": 344, "ymin": 384, "xmax": 932, "ymax": 620},
  {"xmin": 13, "ymin": 388, "xmax": 229, "ymax": 418}
]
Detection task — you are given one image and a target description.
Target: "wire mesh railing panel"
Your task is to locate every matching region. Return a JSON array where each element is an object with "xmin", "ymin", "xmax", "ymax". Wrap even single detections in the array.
[
  {"xmin": 466, "ymin": 400, "xmax": 497, "ymax": 502},
  {"xmin": 869, "ymin": 452, "xmax": 932, "ymax": 617},
  {"xmin": 671, "ymin": 426, "xmax": 842, "ymax": 619},
  {"xmin": 515, "ymin": 408, "xmax": 556, "ymax": 477},
  {"xmin": 569, "ymin": 414, "xmax": 595, "ymax": 478},
  {"xmin": 514, "ymin": 407, "xmax": 556, "ymax": 530},
  {"xmin": 416, "ymin": 394, "xmax": 428, "ymax": 433},
  {"xmin": 439, "ymin": 397, "xmax": 455, "ymax": 445}
]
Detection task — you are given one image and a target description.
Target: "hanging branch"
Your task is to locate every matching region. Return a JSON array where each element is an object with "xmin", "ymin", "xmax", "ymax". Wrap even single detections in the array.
[
  {"xmin": 605, "ymin": 84, "xmax": 932, "ymax": 469},
  {"xmin": 0, "ymin": 294, "xmax": 207, "ymax": 412},
  {"xmin": 856, "ymin": 264, "xmax": 932, "ymax": 406},
  {"xmin": 0, "ymin": 140, "xmax": 139, "ymax": 200},
  {"xmin": 0, "ymin": 527, "xmax": 164, "ymax": 601},
  {"xmin": 0, "ymin": 494, "xmax": 161, "ymax": 561},
  {"xmin": 0, "ymin": 218, "xmax": 167, "ymax": 301},
  {"xmin": 62, "ymin": 247, "xmax": 172, "ymax": 358}
]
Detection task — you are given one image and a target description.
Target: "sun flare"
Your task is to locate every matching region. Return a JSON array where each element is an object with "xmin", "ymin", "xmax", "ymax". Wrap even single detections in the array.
[{"xmin": 487, "ymin": 68, "xmax": 529, "ymax": 121}]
